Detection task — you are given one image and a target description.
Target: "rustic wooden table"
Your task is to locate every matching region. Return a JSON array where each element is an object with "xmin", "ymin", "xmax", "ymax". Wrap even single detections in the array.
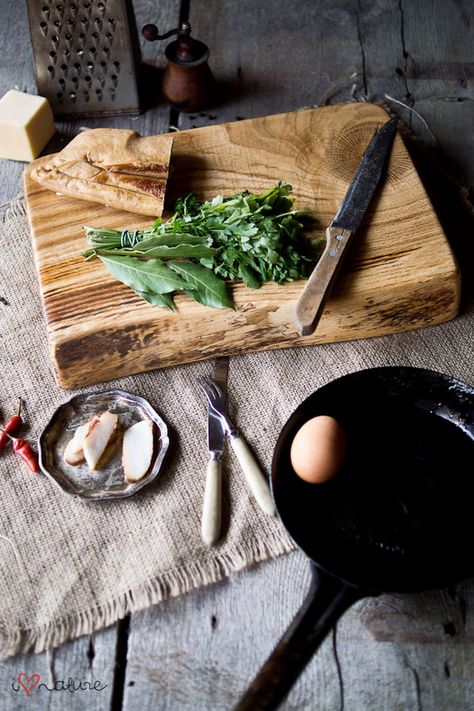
[{"xmin": 1, "ymin": 1, "xmax": 474, "ymax": 709}]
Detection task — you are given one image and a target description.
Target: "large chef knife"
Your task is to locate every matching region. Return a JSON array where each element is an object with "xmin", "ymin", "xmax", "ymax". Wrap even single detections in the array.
[
  {"xmin": 201, "ymin": 357, "xmax": 229, "ymax": 546},
  {"xmin": 294, "ymin": 116, "xmax": 398, "ymax": 336}
]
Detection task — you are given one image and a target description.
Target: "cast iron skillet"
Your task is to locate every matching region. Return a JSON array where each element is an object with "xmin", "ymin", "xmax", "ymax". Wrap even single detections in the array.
[{"xmin": 235, "ymin": 367, "xmax": 474, "ymax": 710}]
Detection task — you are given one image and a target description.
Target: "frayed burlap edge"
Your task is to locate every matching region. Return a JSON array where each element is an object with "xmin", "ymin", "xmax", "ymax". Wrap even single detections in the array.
[
  {"xmin": 0, "ymin": 529, "xmax": 295, "ymax": 660},
  {"xmin": 0, "ymin": 194, "xmax": 27, "ymax": 223}
]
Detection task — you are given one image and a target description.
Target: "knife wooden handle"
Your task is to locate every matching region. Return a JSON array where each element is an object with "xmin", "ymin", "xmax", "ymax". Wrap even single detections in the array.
[
  {"xmin": 230, "ymin": 435, "xmax": 275, "ymax": 516},
  {"xmin": 294, "ymin": 225, "xmax": 354, "ymax": 336},
  {"xmin": 201, "ymin": 459, "xmax": 222, "ymax": 546}
]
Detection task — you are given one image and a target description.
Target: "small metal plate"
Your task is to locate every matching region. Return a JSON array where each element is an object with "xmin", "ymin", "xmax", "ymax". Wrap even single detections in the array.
[{"xmin": 38, "ymin": 389, "xmax": 169, "ymax": 500}]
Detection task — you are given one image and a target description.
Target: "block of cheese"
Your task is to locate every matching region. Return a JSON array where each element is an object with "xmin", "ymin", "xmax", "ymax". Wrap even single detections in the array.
[{"xmin": 0, "ymin": 90, "xmax": 55, "ymax": 162}]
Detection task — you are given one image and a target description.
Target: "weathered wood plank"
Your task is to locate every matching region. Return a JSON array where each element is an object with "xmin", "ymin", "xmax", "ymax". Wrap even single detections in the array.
[
  {"xmin": 123, "ymin": 549, "xmax": 474, "ymax": 710},
  {"xmin": 359, "ymin": 0, "xmax": 474, "ymax": 187},
  {"xmin": 178, "ymin": 0, "xmax": 363, "ymax": 130},
  {"xmin": 123, "ymin": 552, "xmax": 339, "ymax": 710},
  {"xmin": 0, "ymin": 625, "xmax": 117, "ymax": 709}
]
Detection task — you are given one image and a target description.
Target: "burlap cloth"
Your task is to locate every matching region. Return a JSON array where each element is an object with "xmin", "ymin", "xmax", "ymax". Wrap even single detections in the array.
[{"xmin": 0, "ymin": 197, "xmax": 473, "ymax": 660}]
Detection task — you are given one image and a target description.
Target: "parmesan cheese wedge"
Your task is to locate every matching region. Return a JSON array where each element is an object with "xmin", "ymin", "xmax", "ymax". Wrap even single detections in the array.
[
  {"xmin": 0, "ymin": 90, "xmax": 55, "ymax": 162},
  {"xmin": 122, "ymin": 420, "xmax": 154, "ymax": 482},
  {"xmin": 82, "ymin": 411, "xmax": 118, "ymax": 471}
]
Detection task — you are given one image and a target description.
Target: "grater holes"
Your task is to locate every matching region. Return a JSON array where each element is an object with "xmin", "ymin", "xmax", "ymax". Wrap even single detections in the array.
[{"xmin": 32, "ymin": 0, "xmax": 139, "ymax": 115}]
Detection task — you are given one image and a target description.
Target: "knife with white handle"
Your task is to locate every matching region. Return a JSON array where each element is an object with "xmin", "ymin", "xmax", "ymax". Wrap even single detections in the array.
[{"xmin": 201, "ymin": 358, "xmax": 228, "ymax": 546}]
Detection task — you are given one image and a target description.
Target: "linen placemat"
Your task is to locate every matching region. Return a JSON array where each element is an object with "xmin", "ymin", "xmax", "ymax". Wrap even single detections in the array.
[{"xmin": 0, "ymin": 198, "xmax": 473, "ymax": 660}]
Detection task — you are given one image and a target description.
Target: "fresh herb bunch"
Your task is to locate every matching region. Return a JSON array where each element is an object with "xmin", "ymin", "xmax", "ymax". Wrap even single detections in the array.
[{"xmin": 82, "ymin": 182, "xmax": 322, "ymax": 310}]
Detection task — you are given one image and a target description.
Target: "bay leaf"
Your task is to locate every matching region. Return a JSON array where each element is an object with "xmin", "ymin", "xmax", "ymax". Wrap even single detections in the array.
[
  {"xmin": 99, "ymin": 254, "xmax": 188, "ymax": 294},
  {"xmin": 168, "ymin": 261, "xmax": 233, "ymax": 309}
]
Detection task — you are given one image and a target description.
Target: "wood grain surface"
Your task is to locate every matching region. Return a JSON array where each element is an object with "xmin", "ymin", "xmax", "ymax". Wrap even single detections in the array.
[{"xmin": 24, "ymin": 102, "xmax": 460, "ymax": 389}]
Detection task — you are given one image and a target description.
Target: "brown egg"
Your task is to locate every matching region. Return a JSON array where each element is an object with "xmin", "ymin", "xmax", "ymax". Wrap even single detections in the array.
[{"xmin": 290, "ymin": 415, "xmax": 346, "ymax": 484}]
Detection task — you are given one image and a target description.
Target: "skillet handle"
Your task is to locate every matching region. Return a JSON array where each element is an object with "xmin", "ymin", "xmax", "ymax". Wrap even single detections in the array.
[{"xmin": 233, "ymin": 564, "xmax": 363, "ymax": 711}]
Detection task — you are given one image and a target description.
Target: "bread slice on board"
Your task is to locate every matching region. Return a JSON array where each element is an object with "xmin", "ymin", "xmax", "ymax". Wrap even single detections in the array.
[{"xmin": 30, "ymin": 128, "xmax": 173, "ymax": 216}]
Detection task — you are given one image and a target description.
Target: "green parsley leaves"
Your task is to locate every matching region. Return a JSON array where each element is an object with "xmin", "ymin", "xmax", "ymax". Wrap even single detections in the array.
[{"xmin": 82, "ymin": 182, "xmax": 321, "ymax": 310}]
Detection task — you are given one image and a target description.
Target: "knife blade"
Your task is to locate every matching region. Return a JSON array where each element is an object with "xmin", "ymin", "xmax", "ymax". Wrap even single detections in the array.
[
  {"xmin": 294, "ymin": 116, "xmax": 398, "ymax": 337},
  {"xmin": 201, "ymin": 357, "xmax": 228, "ymax": 546}
]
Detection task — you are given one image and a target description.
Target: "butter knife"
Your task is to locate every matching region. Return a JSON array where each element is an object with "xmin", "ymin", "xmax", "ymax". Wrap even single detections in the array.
[
  {"xmin": 294, "ymin": 116, "xmax": 398, "ymax": 336},
  {"xmin": 201, "ymin": 357, "xmax": 228, "ymax": 546}
]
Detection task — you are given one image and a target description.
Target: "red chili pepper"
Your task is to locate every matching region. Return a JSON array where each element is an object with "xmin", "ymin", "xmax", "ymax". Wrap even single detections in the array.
[
  {"xmin": 0, "ymin": 399, "xmax": 23, "ymax": 451},
  {"xmin": 0, "ymin": 428, "xmax": 39, "ymax": 473}
]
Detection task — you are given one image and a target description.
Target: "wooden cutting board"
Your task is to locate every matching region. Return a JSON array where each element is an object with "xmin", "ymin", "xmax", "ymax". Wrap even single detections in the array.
[{"xmin": 24, "ymin": 102, "xmax": 460, "ymax": 389}]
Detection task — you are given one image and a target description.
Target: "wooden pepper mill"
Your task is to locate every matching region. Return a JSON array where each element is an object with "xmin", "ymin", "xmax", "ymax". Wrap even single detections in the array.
[{"xmin": 142, "ymin": 21, "xmax": 214, "ymax": 112}]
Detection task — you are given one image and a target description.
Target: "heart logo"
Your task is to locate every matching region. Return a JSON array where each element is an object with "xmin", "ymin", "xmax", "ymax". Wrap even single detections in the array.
[{"xmin": 17, "ymin": 673, "xmax": 40, "ymax": 696}]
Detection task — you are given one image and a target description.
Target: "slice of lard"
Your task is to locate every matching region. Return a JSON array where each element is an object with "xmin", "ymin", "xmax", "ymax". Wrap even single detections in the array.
[
  {"xmin": 123, "ymin": 420, "xmax": 154, "ymax": 482},
  {"xmin": 83, "ymin": 411, "xmax": 118, "ymax": 471},
  {"xmin": 63, "ymin": 416, "xmax": 99, "ymax": 465}
]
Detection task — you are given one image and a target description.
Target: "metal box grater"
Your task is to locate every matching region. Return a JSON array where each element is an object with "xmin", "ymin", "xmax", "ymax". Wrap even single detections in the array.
[{"xmin": 26, "ymin": 0, "xmax": 141, "ymax": 118}]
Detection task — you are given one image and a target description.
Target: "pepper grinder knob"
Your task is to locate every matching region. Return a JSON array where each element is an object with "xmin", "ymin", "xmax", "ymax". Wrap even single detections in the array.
[{"xmin": 142, "ymin": 24, "xmax": 180, "ymax": 42}]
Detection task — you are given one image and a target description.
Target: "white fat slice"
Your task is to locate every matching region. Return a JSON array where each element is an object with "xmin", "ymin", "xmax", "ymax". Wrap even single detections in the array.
[
  {"xmin": 82, "ymin": 411, "xmax": 118, "ymax": 471},
  {"xmin": 122, "ymin": 420, "xmax": 154, "ymax": 483},
  {"xmin": 63, "ymin": 416, "xmax": 99, "ymax": 466}
]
